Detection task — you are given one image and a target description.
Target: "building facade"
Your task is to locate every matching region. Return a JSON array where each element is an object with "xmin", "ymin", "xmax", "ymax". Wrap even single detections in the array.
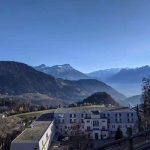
[{"xmin": 54, "ymin": 106, "xmax": 138, "ymax": 139}]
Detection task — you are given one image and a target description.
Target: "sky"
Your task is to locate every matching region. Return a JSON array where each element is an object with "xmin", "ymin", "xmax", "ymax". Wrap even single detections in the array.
[{"xmin": 0, "ymin": 0, "xmax": 150, "ymax": 73}]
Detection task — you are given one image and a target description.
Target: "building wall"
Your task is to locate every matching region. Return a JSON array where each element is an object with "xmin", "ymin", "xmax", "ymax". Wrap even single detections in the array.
[
  {"xmin": 54, "ymin": 108, "xmax": 138, "ymax": 139},
  {"xmin": 100, "ymin": 111, "xmax": 138, "ymax": 137},
  {"xmin": 39, "ymin": 121, "xmax": 55, "ymax": 150}
]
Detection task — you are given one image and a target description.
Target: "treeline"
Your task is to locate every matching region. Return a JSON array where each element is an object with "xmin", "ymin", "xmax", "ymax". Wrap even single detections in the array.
[
  {"xmin": 0, "ymin": 130, "xmax": 21, "ymax": 150},
  {"xmin": 0, "ymin": 97, "xmax": 56, "ymax": 115}
]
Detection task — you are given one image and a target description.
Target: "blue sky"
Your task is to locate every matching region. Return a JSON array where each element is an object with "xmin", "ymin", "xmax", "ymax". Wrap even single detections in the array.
[{"xmin": 0, "ymin": 0, "xmax": 150, "ymax": 73}]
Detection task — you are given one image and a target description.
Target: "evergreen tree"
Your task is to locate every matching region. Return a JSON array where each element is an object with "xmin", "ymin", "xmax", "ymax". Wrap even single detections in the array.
[
  {"xmin": 136, "ymin": 104, "xmax": 142, "ymax": 131},
  {"xmin": 142, "ymin": 77, "xmax": 150, "ymax": 115}
]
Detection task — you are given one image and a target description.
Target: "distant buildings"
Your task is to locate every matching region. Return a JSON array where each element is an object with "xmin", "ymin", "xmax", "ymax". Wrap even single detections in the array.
[{"xmin": 11, "ymin": 106, "xmax": 138, "ymax": 150}]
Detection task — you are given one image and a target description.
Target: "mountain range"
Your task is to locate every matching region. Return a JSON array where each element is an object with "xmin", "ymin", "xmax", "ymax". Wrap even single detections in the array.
[
  {"xmin": 36, "ymin": 64, "xmax": 150, "ymax": 84},
  {"xmin": 35, "ymin": 64, "xmax": 89, "ymax": 80},
  {"xmin": 107, "ymin": 66, "xmax": 150, "ymax": 84},
  {"xmin": 0, "ymin": 61, "xmax": 125, "ymax": 106},
  {"xmin": 87, "ymin": 68, "xmax": 121, "ymax": 81},
  {"xmin": 35, "ymin": 64, "xmax": 150, "ymax": 97}
]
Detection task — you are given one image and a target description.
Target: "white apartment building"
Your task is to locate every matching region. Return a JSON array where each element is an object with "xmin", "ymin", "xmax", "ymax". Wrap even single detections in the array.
[
  {"xmin": 10, "ymin": 113, "xmax": 55, "ymax": 150},
  {"xmin": 54, "ymin": 106, "xmax": 138, "ymax": 139}
]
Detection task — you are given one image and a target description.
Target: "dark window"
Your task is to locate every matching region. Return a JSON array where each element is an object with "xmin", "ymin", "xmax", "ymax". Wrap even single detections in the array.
[
  {"xmin": 87, "ymin": 126, "xmax": 91, "ymax": 131},
  {"xmin": 115, "ymin": 119, "xmax": 118, "ymax": 123},
  {"xmin": 120, "ymin": 119, "xmax": 122, "ymax": 123},
  {"xmin": 93, "ymin": 120, "xmax": 99, "ymax": 127}
]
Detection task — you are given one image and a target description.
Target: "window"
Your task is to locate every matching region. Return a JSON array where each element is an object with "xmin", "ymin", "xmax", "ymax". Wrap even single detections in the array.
[
  {"xmin": 87, "ymin": 126, "xmax": 91, "ymax": 131},
  {"xmin": 93, "ymin": 120, "xmax": 99, "ymax": 127},
  {"xmin": 102, "ymin": 126, "xmax": 106, "ymax": 129},
  {"xmin": 87, "ymin": 120, "xmax": 90, "ymax": 123},
  {"xmin": 70, "ymin": 119, "xmax": 76, "ymax": 123},
  {"xmin": 119, "ymin": 119, "xmax": 122, "ymax": 123},
  {"xmin": 115, "ymin": 119, "xmax": 118, "ymax": 123},
  {"xmin": 81, "ymin": 119, "xmax": 84, "ymax": 123},
  {"xmin": 70, "ymin": 114, "xmax": 76, "ymax": 118},
  {"xmin": 58, "ymin": 114, "xmax": 64, "ymax": 118},
  {"xmin": 81, "ymin": 114, "xmax": 84, "ymax": 118},
  {"xmin": 59, "ymin": 119, "xmax": 64, "ymax": 123},
  {"xmin": 46, "ymin": 133, "xmax": 49, "ymax": 140}
]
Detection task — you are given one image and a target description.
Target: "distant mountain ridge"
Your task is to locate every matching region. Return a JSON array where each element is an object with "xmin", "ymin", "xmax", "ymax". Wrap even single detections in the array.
[
  {"xmin": 107, "ymin": 65, "xmax": 150, "ymax": 84},
  {"xmin": 87, "ymin": 68, "xmax": 121, "ymax": 81},
  {"xmin": 0, "ymin": 61, "xmax": 125, "ymax": 106},
  {"xmin": 35, "ymin": 64, "xmax": 90, "ymax": 80},
  {"xmin": 87, "ymin": 66, "xmax": 150, "ymax": 96}
]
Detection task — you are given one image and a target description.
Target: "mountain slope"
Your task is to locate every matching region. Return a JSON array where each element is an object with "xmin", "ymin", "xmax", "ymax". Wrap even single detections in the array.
[
  {"xmin": 0, "ymin": 61, "xmax": 125, "ymax": 105},
  {"xmin": 108, "ymin": 66, "xmax": 150, "ymax": 84},
  {"xmin": 35, "ymin": 64, "xmax": 90, "ymax": 80},
  {"xmin": 83, "ymin": 92, "xmax": 119, "ymax": 106}
]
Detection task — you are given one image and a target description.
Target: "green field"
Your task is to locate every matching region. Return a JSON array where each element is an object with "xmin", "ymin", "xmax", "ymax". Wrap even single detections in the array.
[{"xmin": 13, "ymin": 109, "xmax": 56, "ymax": 118}]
